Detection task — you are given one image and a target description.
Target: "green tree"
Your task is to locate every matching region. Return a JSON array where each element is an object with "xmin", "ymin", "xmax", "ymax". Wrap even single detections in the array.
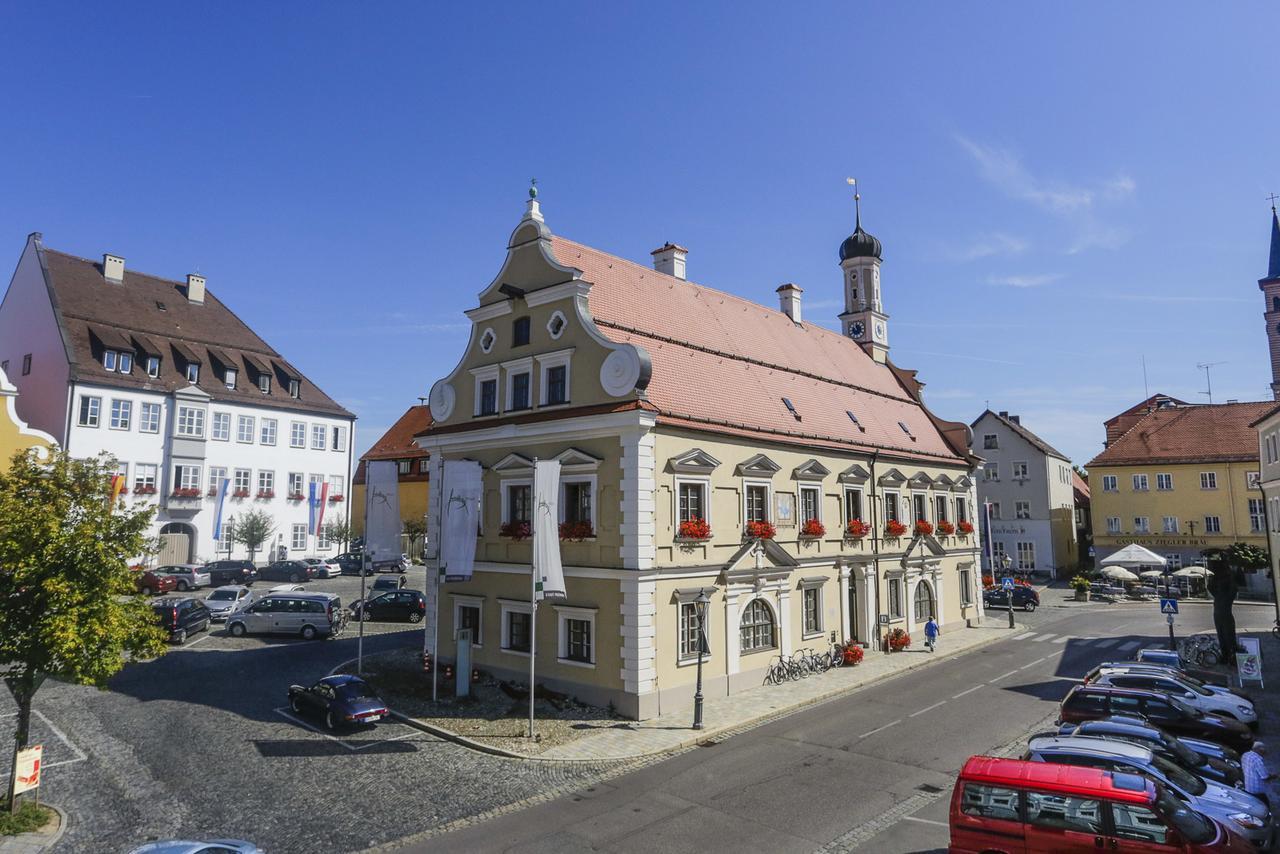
[
  {"xmin": 1222, "ymin": 542, "xmax": 1268, "ymax": 572},
  {"xmin": 232, "ymin": 508, "xmax": 275, "ymax": 564},
  {"xmin": 325, "ymin": 518, "xmax": 354, "ymax": 553},
  {"xmin": 403, "ymin": 518, "xmax": 428, "ymax": 561},
  {"xmin": 0, "ymin": 450, "xmax": 167, "ymax": 809}
]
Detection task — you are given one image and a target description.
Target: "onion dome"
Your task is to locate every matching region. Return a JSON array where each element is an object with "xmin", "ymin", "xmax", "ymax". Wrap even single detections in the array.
[{"xmin": 839, "ymin": 222, "xmax": 882, "ymax": 261}]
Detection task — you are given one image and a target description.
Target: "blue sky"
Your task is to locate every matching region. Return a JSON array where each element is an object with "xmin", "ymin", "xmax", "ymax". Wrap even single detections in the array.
[{"xmin": 2, "ymin": 2, "xmax": 1278, "ymax": 467}]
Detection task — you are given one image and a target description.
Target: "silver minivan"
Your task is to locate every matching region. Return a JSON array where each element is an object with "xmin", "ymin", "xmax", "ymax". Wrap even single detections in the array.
[{"xmin": 226, "ymin": 592, "xmax": 344, "ymax": 640}]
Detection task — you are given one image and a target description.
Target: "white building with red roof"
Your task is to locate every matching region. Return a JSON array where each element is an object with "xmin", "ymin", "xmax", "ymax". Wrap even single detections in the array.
[{"xmin": 418, "ymin": 192, "xmax": 983, "ymax": 719}]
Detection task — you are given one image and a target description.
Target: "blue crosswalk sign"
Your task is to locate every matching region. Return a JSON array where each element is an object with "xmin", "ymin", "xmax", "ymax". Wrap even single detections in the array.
[
  {"xmin": 1160, "ymin": 598, "xmax": 1178, "ymax": 615},
  {"xmin": 1002, "ymin": 577, "xmax": 1014, "ymax": 590}
]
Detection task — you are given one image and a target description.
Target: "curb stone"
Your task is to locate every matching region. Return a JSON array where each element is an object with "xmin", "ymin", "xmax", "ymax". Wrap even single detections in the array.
[{"xmin": 0, "ymin": 802, "xmax": 66, "ymax": 853}]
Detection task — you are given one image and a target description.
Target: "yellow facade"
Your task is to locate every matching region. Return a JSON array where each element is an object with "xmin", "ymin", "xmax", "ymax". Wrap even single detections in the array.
[
  {"xmin": 350, "ymin": 479, "xmax": 429, "ymax": 540},
  {"xmin": 1089, "ymin": 461, "xmax": 1265, "ymax": 566},
  {"xmin": 0, "ymin": 366, "xmax": 55, "ymax": 472}
]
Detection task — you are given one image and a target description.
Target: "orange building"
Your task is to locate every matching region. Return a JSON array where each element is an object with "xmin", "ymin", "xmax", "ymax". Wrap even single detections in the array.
[{"xmin": 352, "ymin": 404, "xmax": 432, "ymax": 555}]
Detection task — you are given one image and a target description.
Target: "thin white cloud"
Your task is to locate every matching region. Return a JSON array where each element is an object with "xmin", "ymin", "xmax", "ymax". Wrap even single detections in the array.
[
  {"xmin": 1100, "ymin": 294, "xmax": 1252, "ymax": 305},
  {"xmin": 986, "ymin": 273, "xmax": 1063, "ymax": 288},
  {"xmin": 952, "ymin": 232, "xmax": 1029, "ymax": 261}
]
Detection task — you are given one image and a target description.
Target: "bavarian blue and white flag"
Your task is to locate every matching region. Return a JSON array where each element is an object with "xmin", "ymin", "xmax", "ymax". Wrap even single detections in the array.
[
  {"xmin": 211, "ymin": 476, "xmax": 231, "ymax": 540},
  {"xmin": 440, "ymin": 459, "xmax": 482, "ymax": 582},
  {"xmin": 307, "ymin": 481, "xmax": 319, "ymax": 535},
  {"xmin": 532, "ymin": 459, "xmax": 566, "ymax": 601}
]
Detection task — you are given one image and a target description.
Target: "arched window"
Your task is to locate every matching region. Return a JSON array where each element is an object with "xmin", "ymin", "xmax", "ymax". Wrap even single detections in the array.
[
  {"xmin": 914, "ymin": 581, "xmax": 935, "ymax": 623},
  {"xmin": 740, "ymin": 598, "xmax": 776, "ymax": 652}
]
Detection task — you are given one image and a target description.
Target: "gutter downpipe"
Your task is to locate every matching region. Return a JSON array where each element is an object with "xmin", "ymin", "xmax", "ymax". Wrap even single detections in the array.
[{"xmin": 870, "ymin": 451, "xmax": 883, "ymax": 653}]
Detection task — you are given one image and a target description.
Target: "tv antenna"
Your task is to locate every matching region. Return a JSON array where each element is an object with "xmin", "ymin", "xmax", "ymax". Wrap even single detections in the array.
[{"xmin": 1196, "ymin": 361, "xmax": 1226, "ymax": 403}]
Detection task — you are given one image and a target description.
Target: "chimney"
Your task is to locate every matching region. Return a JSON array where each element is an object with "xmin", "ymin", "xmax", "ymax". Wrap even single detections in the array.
[
  {"xmin": 103, "ymin": 253, "xmax": 125, "ymax": 283},
  {"xmin": 1010, "ymin": 415, "xmax": 1021, "ymax": 425},
  {"xmin": 650, "ymin": 242, "xmax": 688, "ymax": 280},
  {"xmin": 998, "ymin": 410, "xmax": 1009, "ymax": 419},
  {"xmin": 775, "ymin": 283, "xmax": 803, "ymax": 324},
  {"xmin": 186, "ymin": 273, "xmax": 206, "ymax": 305}
]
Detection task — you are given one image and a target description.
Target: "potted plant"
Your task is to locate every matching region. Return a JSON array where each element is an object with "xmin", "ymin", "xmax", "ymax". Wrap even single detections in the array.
[
  {"xmin": 936, "ymin": 520, "xmax": 955, "ymax": 536},
  {"xmin": 329, "ymin": 494, "xmax": 344, "ymax": 503},
  {"xmin": 1070, "ymin": 575, "xmax": 1091, "ymax": 601},
  {"xmin": 745, "ymin": 520, "xmax": 776, "ymax": 540},
  {"xmin": 842, "ymin": 643, "xmax": 864, "ymax": 666},
  {"xmin": 845, "ymin": 518, "xmax": 870, "ymax": 540},
  {"xmin": 288, "ymin": 492, "xmax": 305, "ymax": 501},
  {"xmin": 558, "ymin": 520, "xmax": 594, "ymax": 541},
  {"xmin": 887, "ymin": 627, "xmax": 911, "ymax": 651},
  {"xmin": 884, "ymin": 519, "xmax": 907, "ymax": 538},
  {"xmin": 678, "ymin": 518, "xmax": 712, "ymax": 541},
  {"xmin": 800, "ymin": 518, "xmax": 826, "ymax": 538},
  {"xmin": 913, "ymin": 519, "xmax": 934, "ymax": 537},
  {"xmin": 499, "ymin": 521, "xmax": 531, "ymax": 541},
  {"xmin": 957, "ymin": 520, "xmax": 975, "ymax": 536}
]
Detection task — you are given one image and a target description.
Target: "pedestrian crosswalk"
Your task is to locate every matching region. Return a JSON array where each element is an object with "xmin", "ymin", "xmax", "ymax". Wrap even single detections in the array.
[{"xmin": 1013, "ymin": 632, "xmax": 1152, "ymax": 652}]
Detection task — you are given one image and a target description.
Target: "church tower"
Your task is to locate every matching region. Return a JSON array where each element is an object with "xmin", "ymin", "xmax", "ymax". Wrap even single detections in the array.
[
  {"xmin": 836, "ymin": 186, "xmax": 889, "ymax": 363},
  {"xmin": 1259, "ymin": 202, "xmax": 1280, "ymax": 400}
]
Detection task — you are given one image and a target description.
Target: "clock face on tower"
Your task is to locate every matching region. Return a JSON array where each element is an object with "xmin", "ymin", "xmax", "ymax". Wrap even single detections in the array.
[
  {"xmin": 848, "ymin": 321, "xmax": 865, "ymax": 340},
  {"xmin": 874, "ymin": 321, "xmax": 885, "ymax": 341}
]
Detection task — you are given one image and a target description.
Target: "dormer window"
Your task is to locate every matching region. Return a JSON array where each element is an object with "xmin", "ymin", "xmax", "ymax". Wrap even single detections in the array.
[
  {"xmin": 146, "ymin": 356, "xmax": 160, "ymax": 378},
  {"xmin": 118, "ymin": 352, "xmax": 133, "ymax": 373},
  {"xmin": 288, "ymin": 379, "xmax": 300, "ymax": 398},
  {"xmin": 258, "ymin": 373, "xmax": 271, "ymax": 394},
  {"xmin": 103, "ymin": 350, "xmax": 117, "ymax": 371},
  {"xmin": 225, "ymin": 368, "xmax": 237, "ymax": 389},
  {"xmin": 513, "ymin": 316, "xmax": 531, "ymax": 347},
  {"xmin": 186, "ymin": 363, "xmax": 200, "ymax": 384}
]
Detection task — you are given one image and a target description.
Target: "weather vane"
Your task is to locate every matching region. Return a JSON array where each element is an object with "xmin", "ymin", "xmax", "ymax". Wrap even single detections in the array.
[
  {"xmin": 1269, "ymin": 192, "xmax": 1278, "ymax": 212},
  {"xmin": 529, "ymin": 178, "xmax": 538, "ymax": 200},
  {"xmin": 846, "ymin": 177, "xmax": 862, "ymax": 226}
]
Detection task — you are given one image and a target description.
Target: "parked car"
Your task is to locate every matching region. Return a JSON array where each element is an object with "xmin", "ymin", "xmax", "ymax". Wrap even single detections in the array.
[
  {"xmin": 950, "ymin": 755, "xmax": 1252, "ymax": 854},
  {"xmin": 204, "ymin": 585, "xmax": 256, "ymax": 621},
  {"xmin": 134, "ymin": 569, "xmax": 177, "ymax": 597},
  {"xmin": 371, "ymin": 574, "xmax": 407, "ymax": 593},
  {"xmin": 258, "ymin": 560, "xmax": 317, "ymax": 583},
  {"xmin": 151, "ymin": 597, "xmax": 213, "ymax": 644},
  {"xmin": 128, "ymin": 840, "xmax": 264, "ymax": 854},
  {"xmin": 335, "ymin": 552, "xmax": 373, "ymax": 576},
  {"xmin": 370, "ymin": 553, "xmax": 409, "ymax": 574},
  {"xmin": 226, "ymin": 592, "xmax": 344, "ymax": 640},
  {"xmin": 203, "ymin": 560, "xmax": 258, "ymax": 587},
  {"xmin": 1085, "ymin": 665, "xmax": 1257, "ymax": 725},
  {"xmin": 301, "ymin": 557, "xmax": 340, "ymax": 579},
  {"xmin": 287, "ymin": 675, "xmax": 388, "ymax": 731},
  {"xmin": 156, "ymin": 564, "xmax": 211, "ymax": 592},
  {"xmin": 268, "ymin": 584, "xmax": 306, "ymax": 593},
  {"xmin": 1058, "ymin": 685, "xmax": 1254, "ymax": 753},
  {"xmin": 1101, "ymin": 660, "xmax": 1248, "ymax": 701},
  {"xmin": 1024, "ymin": 736, "xmax": 1271, "ymax": 848},
  {"xmin": 1137, "ymin": 647, "xmax": 1185, "ymax": 669},
  {"xmin": 1056, "ymin": 717, "xmax": 1244, "ymax": 788},
  {"xmin": 1080, "ymin": 714, "xmax": 1244, "ymax": 765},
  {"xmin": 982, "ymin": 585, "xmax": 1040, "ymax": 611},
  {"xmin": 351, "ymin": 589, "xmax": 427, "ymax": 623}
]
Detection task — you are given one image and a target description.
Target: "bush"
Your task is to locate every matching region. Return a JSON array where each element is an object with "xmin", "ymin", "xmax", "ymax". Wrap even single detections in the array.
[
  {"xmin": 0, "ymin": 800, "xmax": 51, "ymax": 835},
  {"xmin": 1070, "ymin": 575, "xmax": 1091, "ymax": 592}
]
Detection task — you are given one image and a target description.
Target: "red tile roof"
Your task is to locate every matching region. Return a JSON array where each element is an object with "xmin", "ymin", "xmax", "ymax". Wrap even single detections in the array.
[
  {"xmin": 361, "ymin": 405, "xmax": 433, "ymax": 461},
  {"xmin": 1087, "ymin": 401, "xmax": 1271, "ymax": 467},
  {"xmin": 549, "ymin": 236, "xmax": 965, "ymax": 463},
  {"xmin": 1073, "ymin": 470, "xmax": 1090, "ymax": 503}
]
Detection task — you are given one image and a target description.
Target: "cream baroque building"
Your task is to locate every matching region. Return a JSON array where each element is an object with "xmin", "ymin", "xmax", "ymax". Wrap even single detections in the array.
[{"xmin": 418, "ymin": 194, "xmax": 983, "ymax": 720}]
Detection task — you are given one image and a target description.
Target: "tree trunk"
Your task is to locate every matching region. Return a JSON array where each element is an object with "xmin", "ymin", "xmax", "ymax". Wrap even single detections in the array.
[{"xmin": 4, "ymin": 672, "xmax": 39, "ymax": 812}]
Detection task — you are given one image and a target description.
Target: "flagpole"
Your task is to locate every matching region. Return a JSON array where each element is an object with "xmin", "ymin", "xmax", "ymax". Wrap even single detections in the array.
[{"xmin": 529, "ymin": 457, "xmax": 538, "ymax": 740}]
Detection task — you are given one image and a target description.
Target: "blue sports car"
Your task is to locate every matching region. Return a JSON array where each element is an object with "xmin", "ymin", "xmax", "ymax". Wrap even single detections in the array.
[{"xmin": 287, "ymin": 675, "xmax": 388, "ymax": 730}]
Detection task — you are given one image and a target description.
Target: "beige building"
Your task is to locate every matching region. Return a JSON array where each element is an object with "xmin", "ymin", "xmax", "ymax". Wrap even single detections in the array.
[{"xmin": 418, "ymin": 193, "xmax": 983, "ymax": 720}]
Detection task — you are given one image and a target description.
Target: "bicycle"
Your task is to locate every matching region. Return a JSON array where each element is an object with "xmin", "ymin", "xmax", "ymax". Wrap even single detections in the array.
[
  {"xmin": 1178, "ymin": 633, "xmax": 1221, "ymax": 667},
  {"xmin": 764, "ymin": 655, "xmax": 790, "ymax": 685}
]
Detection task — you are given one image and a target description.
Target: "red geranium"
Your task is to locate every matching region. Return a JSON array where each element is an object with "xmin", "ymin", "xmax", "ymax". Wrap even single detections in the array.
[
  {"xmin": 887, "ymin": 628, "xmax": 911, "ymax": 651},
  {"xmin": 500, "ymin": 521, "xmax": 531, "ymax": 541},
  {"xmin": 171, "ymin": 487, "xmax": 200, "ymax": 499},
  {"xmin": 884, "ymin": 519, "xmax": 908, "ymax": 538},
  {"xmin": 678, "ymin": 518, "xmax": 712, "ymax": 540},
  {"xmin": 288, "ymin": 492, "xmax": 305, "ymax": 501},
  {"xmin": 329, "ymin": 494, "xmax": 344, "ymax": 503},
  {"xmin": 559, "ymin": 520, "xmax": 594, "ymax": 541},
  {"xmin": 936, "ymin": 520, "xmax": 956, "ymax": 535},
  {"xmin": 842, "ymin": 644, "xmax": 864, "ymax": 665},
  {"xmin": 914, "ymin": 519, "xmax": 934, "ymax": 536},
  {"xmin": 233, "ymin": 488, "xmax": 250, "ymax": 498},
  {"xmin": 846, "ymin": 519, "xmax": 870, "ymax": 539},
  {"xmin": 745, "ymin": 520, "xmax": 776, "ymax": 540},
  {"xmin": 801, "ymin": 518, "xmax": 826, "ymax": 537},
  {"xmin": 957, "ymin": 520, "xmax": 975, "ymax": 535}
]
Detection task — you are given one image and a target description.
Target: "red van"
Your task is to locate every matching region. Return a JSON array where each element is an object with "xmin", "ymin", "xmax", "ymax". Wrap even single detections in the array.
[{"xmin": 949, "ymin": 756, "xmax": 1253, "ymax": 853}]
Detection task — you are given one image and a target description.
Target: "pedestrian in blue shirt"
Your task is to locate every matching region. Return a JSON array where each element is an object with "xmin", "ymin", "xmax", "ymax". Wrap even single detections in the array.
[{"xmin": 924, "ymin": 616, "xmax": 940, "ymax": 652}]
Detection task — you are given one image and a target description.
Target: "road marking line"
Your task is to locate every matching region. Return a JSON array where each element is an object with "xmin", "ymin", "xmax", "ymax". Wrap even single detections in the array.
[
  {"xmin": 0, "ymin": 756, "xmax": 85, "ymax": 781},
  {"xmin": 272, "ymin": 707, "xmax": 416, "ymax": 752},
  {"xmin": 181, "ymin": 634, "xmax": 214, "ymax": 649},
  {"xmin": 1019, "ymin": 655, "xmax": 1051, "ymax": 670},
  {"xmin": 349, "ymin": 731, "xmax": 420, "ymax": 751},
  {"xmin": 34, "ymin": 709, "xmax": 86, "ymax": 762},
  {"xmin": 1033, "ymin": 634, "xmax": 1056, "ymax": 643},
  {"xmin": 989, "ymin": 670, "xmax": 1019, "ymax": 683},
  {"xmin": 902, "ymin": 815, "xmax": 950, "ymax": 828},
  {"xmin": 859, "ymin": 719, "xmax": 902, "ymax": 738},
  {"xmin": 1118, "ymin": 641, "xmax": 1141, "ymax": 652},
  {"xmin": 1013, "ymin": 632, "xmax": 1036, "ymax": 640},
  {"xmin": 1052, "ymin": 636, "xmax": 1070, "ymax": 644},
  {"xmin": 1094, "ymin": 639, "xmax": 1119, "ymax": 648},
  {"xmin": 951, "ymin": 685, "xmax": 983, "ymax": 700},
  {"xmin": 909, "ymin": 701, "xmax": 948, "ymax": 718}
]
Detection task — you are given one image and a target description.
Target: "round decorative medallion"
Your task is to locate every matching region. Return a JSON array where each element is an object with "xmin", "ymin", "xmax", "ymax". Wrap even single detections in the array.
[
  {"xmin": 428, "ymin": 381, "xmax": 456, "ymax": 421},
  {"xmin": 600, "ymin": 347, "xmax": 642, "ymax": 396}
]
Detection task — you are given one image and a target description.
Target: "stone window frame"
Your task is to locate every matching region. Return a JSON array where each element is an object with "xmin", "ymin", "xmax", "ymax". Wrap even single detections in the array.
[
  {"xmin": 675, "ymin": 587, "xmax": 716, "ymax": 665},
  {"xmin": 498, "ymin": 598, "xmax": 533, "ymax": 657},
  {"xmin": 555, "ymin": 604, "xmax": 597, "ymax": 668},
  {"xmin": 535, "ymin": 348, "xmax": 573, "ymax": 407},
  {"xmin": 799, "ymin": 577, "xmax": 825, "ymax": 639},
  {"xmin": 798, "ymin": 484, "xmax": 822, "ymax": 526},
  {"xmin": 742, "ymin": 478, "xmax": 773, "ymax": 526},
  {"xmin": 674, "ymin": 475, "xmax": 712, "ymax": 533},
  {"xmin": 452, "ymin": 594, "xmax": 485, "ymax": 649},
  {"xmin": 470, "ymin": 364, "xmax": 500, "ymax": 417},
  {"xmin": 501, "ymin": 356, "xmax": 534, "ymax": 413}
]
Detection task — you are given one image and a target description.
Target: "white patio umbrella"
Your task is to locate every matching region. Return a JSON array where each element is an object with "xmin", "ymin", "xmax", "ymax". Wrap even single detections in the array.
[
  {"xmin": 1138, "ymin": 569, "xmax": 1164, "ymax": 579},
  {"xmin": 1100, "ymin": 566, "xmax": 1140, "ymax": 582},
  {"xmin": 1099, "ymin": 544, "xmax": 1168, "ymax": 569},
  {"xmin": 1173, "ymin": 567, "xmax": 1209, "ymax": 578}
]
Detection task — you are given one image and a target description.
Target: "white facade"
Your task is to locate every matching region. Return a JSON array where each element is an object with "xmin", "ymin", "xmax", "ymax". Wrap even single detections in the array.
[{"xmin": 972, "ymin": 411, "xmax": 1076, "ymax": 576}]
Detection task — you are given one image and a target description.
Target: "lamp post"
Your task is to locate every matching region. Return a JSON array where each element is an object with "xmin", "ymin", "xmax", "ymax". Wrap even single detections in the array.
[
  {"xmin": 692, "ymin": 590, "xmax": 710, "ymax": 730},
  {"xmin": 1002, "ymin": 554, "xmax": 1015, "ymax": 629}
]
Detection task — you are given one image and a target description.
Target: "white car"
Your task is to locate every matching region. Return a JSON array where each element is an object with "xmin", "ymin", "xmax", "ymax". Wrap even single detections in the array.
[
  {"xmin": 268, "ymin": 584, "xmax": 306, "ymax": 593},
  {"xmin": 1088, "ymin": 665, "xmax": 1258, "ymax": 724},
  {"xmin": 156, "ymin": 563, "xmax": 211, "ymax": 592},
  {"xmin": 301, "ymin": 557, "xmax": 340, "ymax": 579},
  {"xmin": 128, "ymin": 840, "xmax": 263, "ymax": 854},
  {"xmin": 204, "ymin": 585, "xmax": 255, "ymax": 621}
]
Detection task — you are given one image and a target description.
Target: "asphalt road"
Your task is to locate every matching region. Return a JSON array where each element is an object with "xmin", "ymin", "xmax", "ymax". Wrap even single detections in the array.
[{"xmin": 402, "ymin": 601, "xmax": 1277, "ymax": 854}]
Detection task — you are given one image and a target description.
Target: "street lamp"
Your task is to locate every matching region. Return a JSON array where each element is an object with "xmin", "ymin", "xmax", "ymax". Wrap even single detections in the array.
[
  {"xmin": 692, "ymin": 590, "xmax": 710, "ymax": 730},
  {"xmin": 1001, "ymin": 554, "xmax": 1015, "ymax": 629}
]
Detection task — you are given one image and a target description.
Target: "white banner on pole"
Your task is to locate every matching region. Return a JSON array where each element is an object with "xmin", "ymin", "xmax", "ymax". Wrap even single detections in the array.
[
  {"xmin": 365, "ymin": 460, "xmax": 401, "ymax": 568},
  {"xmin": 533, "ymin": 459, "xmax": 566, "ymax": 601},
  {"xmin": 441, "ymin": 459, "xmax": 482, "ymax": 582}
]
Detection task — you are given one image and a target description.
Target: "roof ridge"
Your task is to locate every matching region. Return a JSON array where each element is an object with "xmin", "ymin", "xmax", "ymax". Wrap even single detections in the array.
[{"xmin": 44, "ymin": 248, "xmax": 195, "ymax": 289}]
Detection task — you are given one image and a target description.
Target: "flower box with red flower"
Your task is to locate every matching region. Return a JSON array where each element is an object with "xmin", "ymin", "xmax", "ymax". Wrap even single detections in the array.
[
  {"xmin": 288, "ymin": 492, "xmax": 305, "ymax": 501},
  {"xmin": 559, "ymin": 521, "xmax": 594, "ymax": 542},
  {"xmin": 136, "ymin": 485, "xmax": 157, "ymax": 496},
  {"xmin": 745, "ymin": 520, "xmax": 776, "ymax": 540},
  {"xmin": 170, "ymin": 487, "xmax": 201, "ymax": 499},
  {"xmin": 256, "ymin": 489, "xmax": 275, "ymax": 500},
  {"xmin": 206, "ymin": 488, "xmax": 219, "ymax": 497},
  {"xmin": 499, "ymin": 521, "xmax": 531, "ymax": 541},
  {"xmin": 884, "ymin": 519, "xmax": 908, "ymax": 538},
  {"xmin": 329, "ymin": 494, "xmax": 344, "ymax": 503},
  {"xmin": 233, "ymin": 488, "xmax": 250, "ymax": 499},
  {"xmin": 913, "ymin": 519, "xmax": 934, "ymax": 536},
  {"xmin": 799, "ymin": 518, "xmax": 826, "ymax": 538},
  {"xmin": 842, "ymin": 643, "xmax": 864, "ymax": 666},
  {"xmin": 845, "ymin": 519, "xmax": 870, "ymax": 540},
  {"xmin": 957, "ymin": 520, "xmax": 974, "ymax": 536},
  {"xmin": 887, "ymin": 627, "xmax": 911, "ymax": 651},
  {"xmin": 118, "ymin": 486, "xmax": 129, "ymax": 495},
  {"xmin": 936, "ymin": 520, "xmax": 955, "ymax": 536},
  {"xmin": 677, "ymin": 518, "xmax": 712, "ymax": 541}
]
